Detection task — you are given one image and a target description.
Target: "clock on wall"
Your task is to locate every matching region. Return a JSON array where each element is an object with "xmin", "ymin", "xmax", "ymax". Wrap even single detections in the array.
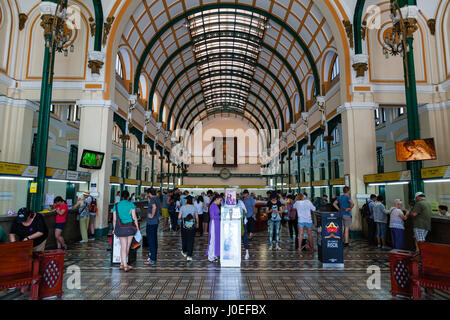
[{"xmin": 219, "ymin": 168, "xmax": 231, "ymax": 180}]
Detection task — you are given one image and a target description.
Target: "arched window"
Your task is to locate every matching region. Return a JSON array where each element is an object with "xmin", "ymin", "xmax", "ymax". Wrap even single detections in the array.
[
  {"xmin": 320, "ymin": 163, "xmax": 325, "ymax": 180},
  {"xmin": 115, "ymin": 54, "xmax": 124, "ymax": 79},
  {"xmin": 294, "ymin": 94, "xmax": 300, "ymax": 114},
  {"xmin": 112, "ymin": 124, "xmax": 121, "ymax": 143},
  {"xmin": 330, "ymin": 57, "xmax": 340, "ymax": 81},
  {"xmin": 152, "ymin": 94, "xmax": 159, "ymax": 113},
  {"xmin": 139, "ymin": 75, "xmax": 148, "ymax": 102},
  {"xmin": 144, "ymin": 168, "xmax": 149, "ymax": 181},
  {"xmin": 162, "ymin": 106, "xmax": 167, "ymax": 123},
  {"xmin": 285, "ymin": 108, "xmax": 290, "ymax": 125}
]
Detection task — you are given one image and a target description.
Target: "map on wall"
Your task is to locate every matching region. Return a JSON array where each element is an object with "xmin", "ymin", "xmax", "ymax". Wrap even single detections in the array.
[{"xmin": 212, "ymin": 137, "xmax": 237, "ymax": 167}]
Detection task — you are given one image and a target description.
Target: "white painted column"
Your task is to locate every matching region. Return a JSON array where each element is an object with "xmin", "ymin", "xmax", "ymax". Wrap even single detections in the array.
[
  {"xmin": 338, "ymin": 102, "xmax": 378, "ymax": 232},
  {"xmin": 76, "ymin": 100, "xmax": 117, "ymax": 234},
  {"xmin": 0, "ymin": 97, "xmax": 38, "ymax": 163},
  {"xmin": 0, "ymin": 97, "xmax": 38, "ymax": 214},
  {"xmin": 418, "ymin": 101, "xmax": 450, "ymax": 205}
]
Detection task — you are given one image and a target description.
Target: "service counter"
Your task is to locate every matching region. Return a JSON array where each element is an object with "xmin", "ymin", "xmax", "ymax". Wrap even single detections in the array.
[
  {"xmin": 361, "ymin": 213, "xmax": 450, "ymax": 250},
  {"xmin": 0, "ymin": 200, "xmax": 150, "ymax": 250}
]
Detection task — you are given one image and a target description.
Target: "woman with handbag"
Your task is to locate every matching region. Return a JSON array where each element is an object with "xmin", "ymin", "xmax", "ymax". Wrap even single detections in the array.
[
  {"xmin": 112, "ymin": 190, "xmax": 139, "ymax": 272},
  {"xmin": 178, "ymin": 195, "xmax": 199, "ymax": 261}
]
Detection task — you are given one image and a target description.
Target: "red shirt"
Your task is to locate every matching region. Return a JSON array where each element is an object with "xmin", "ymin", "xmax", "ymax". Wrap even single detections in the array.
[{"xmin": 55, "ymin": 203, "xmax": 68, "ymax": 223}]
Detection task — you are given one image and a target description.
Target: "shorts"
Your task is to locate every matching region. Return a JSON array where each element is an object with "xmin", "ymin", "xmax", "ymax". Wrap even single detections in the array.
[
  {"xmin": 343, "ymin": 215, "xmax": 352, "ymax": 228},
  {"xmin": 55, "ymin": 222, "xmax": 65, "ymax": 230},
  {"xmin": 376, "ymin": 222, "xmax": 387, "ymax": 238},
  {"xmin": 298, "ymin": 222, "xmax": 313, "ymax": 229},
  {"xmin": 203, "ymin": 212, "xmax": 210, "ymax": 223},
  {"xmin": 162, "ymin": 208, "xmax": 169, "ymax": 218},
  {"xmin": 413, "ymin": 228, "xmax": 428, "ymax": 242}
]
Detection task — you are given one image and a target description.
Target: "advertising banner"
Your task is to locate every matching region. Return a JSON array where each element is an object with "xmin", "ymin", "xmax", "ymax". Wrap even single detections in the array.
[{"xmin": 321, "ymin": 212, "xmax": 344, "ymax": 268}]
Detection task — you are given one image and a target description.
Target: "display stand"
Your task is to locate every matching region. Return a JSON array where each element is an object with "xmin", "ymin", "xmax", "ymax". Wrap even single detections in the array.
[
  {"xmin": 320, "ymin": 212, "xmax": 344, "ymax": 268},
  {"xmin": 220, "ymin": 204, "xmax": 242, "ymax": 268}
]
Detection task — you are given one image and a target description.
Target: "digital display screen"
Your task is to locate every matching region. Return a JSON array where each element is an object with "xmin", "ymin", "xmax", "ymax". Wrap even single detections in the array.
[
  {"xmin": 79, "ymin": 149, "xmax": 105, "ymax": 169},
  {"xmin": 395, "ymin": 139, "xmax": 437, "ymax": 162}
]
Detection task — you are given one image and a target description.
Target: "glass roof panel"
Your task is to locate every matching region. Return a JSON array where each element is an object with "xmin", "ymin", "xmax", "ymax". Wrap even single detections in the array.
[{"xmin": 187, "ymin": 8, "xmax": 268, "ymax": 114}]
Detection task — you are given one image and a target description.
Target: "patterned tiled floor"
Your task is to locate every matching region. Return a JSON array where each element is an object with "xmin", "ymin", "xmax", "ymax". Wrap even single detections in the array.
[{"xmin": 2, "ymin": 222, "xmax": 449, "ymax": 300}]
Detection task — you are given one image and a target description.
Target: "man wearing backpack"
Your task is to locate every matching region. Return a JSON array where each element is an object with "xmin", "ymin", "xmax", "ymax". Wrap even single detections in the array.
[
  {"xmin": 333, "ymin": 187, "xmax": 354, "ymax": 247},
  {"xmin": 366, "ymin": 194, "xmax": 377, "ymax": 246}
]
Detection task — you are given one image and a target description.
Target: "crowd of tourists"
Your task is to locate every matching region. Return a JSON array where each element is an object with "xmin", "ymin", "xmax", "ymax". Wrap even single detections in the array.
[
  {"xmin": 111, "ymin": 187, "xmax": 338, "ymax": 269},
  {"xmin": 0, "ymin": 186, "xmax": 438, "ymax": 271}
]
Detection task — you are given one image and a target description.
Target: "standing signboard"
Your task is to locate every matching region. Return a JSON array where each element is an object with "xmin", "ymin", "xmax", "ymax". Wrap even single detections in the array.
[
  {"xmin": 220, "ymin": 192, "xmax": 241, "ymax": 268},
  {"xmin": 321, "ymin": 211, "xmax": 344, "ymax": 268}
]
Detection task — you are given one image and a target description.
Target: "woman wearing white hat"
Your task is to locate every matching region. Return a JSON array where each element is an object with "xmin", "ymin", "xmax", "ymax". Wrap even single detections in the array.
[{"xmin": 73, "ymin": 191, "xmax": 92, "ymax": 243}]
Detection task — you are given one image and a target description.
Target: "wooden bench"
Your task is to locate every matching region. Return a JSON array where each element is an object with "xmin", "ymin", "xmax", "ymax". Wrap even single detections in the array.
[
  {"xmin": 0, "ymin": 241, "xmax": 41, "ymax": 300},
  {"xmin": 411, "ymin": 242, "xmax": 450, "ymax": 300}
]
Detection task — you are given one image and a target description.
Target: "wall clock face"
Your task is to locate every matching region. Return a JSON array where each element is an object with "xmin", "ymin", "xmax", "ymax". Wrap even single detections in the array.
[{"xmin": 219, "ymin": 168, "xmax": 231, "ymax": 180}]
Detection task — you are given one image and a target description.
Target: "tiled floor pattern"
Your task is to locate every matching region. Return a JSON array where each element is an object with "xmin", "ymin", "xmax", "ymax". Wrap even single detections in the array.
[{"xmin": 2, "ymin": 223, "xmax": 449, "ymax": 300}]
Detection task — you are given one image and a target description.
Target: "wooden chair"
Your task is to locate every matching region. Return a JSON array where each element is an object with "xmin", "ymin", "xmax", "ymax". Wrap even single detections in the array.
[
  {"xmin": 411, "ymin": 242, "xmax": 450, "ymax": 300},
  {"xmin": 0, "ymin": 241, "xmax": 41, "ymax": 300}
]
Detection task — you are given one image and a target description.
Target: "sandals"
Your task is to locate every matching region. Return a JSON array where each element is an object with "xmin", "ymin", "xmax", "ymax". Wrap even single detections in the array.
[
  {"xmin": 124, "ymin": 266, "xmax": 133, "ymax": 272},
  {"xmin": 119, "ymin": 264, "xmax": 124, "ymax": 270}
]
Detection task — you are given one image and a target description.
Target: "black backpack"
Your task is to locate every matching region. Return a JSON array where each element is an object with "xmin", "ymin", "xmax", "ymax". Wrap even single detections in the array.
[
  {"xmin": 361, "ymin": 202, "xmax": 370, "ymax": 218},
  {"xmin": 168, "ymin": 198, "xmax": 176, "ymax": 212}
]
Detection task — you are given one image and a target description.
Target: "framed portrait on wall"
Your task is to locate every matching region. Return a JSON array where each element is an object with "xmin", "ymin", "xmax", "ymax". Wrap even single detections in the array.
[{"xmin": 212, "ymin": 137, "xmax": 238, "ymax": 167}]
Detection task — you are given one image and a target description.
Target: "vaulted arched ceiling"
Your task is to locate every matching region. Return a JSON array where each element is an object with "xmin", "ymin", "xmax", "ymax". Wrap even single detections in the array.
[{"xmin": 119, "ymin": 0, "xmax": 337, "ymax": 136}]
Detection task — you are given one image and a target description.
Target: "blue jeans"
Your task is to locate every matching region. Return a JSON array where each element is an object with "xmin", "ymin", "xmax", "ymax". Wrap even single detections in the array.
[
  {"xmin": 391, "ymin": 228, "xmax": 404, "ymax": 249},
  {"xmin": 242, "ymin": 223, "xmax": 249, "ymax": 250},
  {"xmin": 268, "ymin": 220, "xmax": 281, "ymax": 246},
  {"xmin": 146, "ymin": 224, "xmax": 158, "ymax": 262},
  {"xmin": 246, "ymin": 217, "xmax": 255, "ymax": 234}
]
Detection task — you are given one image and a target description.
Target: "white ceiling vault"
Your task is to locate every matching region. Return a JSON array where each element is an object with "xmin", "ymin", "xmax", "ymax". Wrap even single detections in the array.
[{"xmin": 119, "ymin": 0, "xmax": 337, "ymax": 132}]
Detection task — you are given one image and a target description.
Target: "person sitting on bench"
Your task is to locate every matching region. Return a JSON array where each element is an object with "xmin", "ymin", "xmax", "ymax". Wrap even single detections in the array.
[{"xmin": 9, "ymin": 208, "xmax": 48, "ymax": 252}]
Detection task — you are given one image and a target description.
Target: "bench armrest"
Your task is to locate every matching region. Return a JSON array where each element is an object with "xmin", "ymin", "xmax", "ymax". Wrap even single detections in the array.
[
  {"xmin": 32, "ymin": 258, "xmax": 40, "ymax": 278},
  {"xmin": 411, "ymin": 256, "xmax": 421, "ymax": 278}
]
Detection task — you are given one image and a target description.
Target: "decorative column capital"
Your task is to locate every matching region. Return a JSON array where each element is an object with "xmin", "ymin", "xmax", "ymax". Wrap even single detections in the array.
[
  {"xmin": 39, "ymin": 2, "xmax": 57, "ymax": 36},
  {"xmin": 396, "ymin": 5, "xmax": 419, "ymax": 38},
  {"xmin": 76, "ymin": 100, "xmax": 118, "ymax": 111},
  {"xmin": 352, "ymin": 54, "xmax": 369, "ymax": 78},
  {"xmin": 337, "ymin": 102, "xmax": 379, "ymax": 114},
  {"xmin": 119, "ymin": 134, "xmax": 130, "ymax": 142},
  {"xmin": 88, "ymin": 51, "xmax": 105, "ymax": 75}
]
